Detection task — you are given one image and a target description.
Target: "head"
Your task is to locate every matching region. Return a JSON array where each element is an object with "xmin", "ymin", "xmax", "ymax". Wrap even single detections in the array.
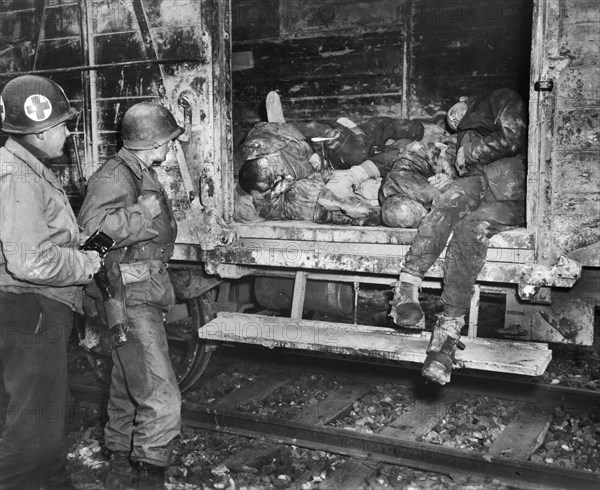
[
  {"xmin": 0, "ymin": 75, "xmax": 77, "ymax": 158},
  {"xmin": 121, "ymin": 102, "xmax": 183, "ymax": 168},
  {"xmin": 238, "ymin": 153, "xmax": 286, "ymax": 193},
  {"xmin": 381, "ymin": 196, "xmax": 428, "ymax": 228},
  {"xmin": 446, "ymin": 96, "xmax": 469, "ymax": 131}
]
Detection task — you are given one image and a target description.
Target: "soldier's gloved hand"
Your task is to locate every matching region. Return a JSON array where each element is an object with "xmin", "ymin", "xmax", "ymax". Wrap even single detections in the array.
[
  {"xmin": 138, "ymin": 194, "xmax": 161, "ymax": 218},
  {"xmin": 428, "ymin": 173, "xmax": 453, "ymax": 191}
]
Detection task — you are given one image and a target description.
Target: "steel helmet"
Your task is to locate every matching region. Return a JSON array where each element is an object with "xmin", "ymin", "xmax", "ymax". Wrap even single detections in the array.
[
  {"xmin": 121, "ymin": 102, "xmax": 183, "ymax": 150},
  {"xmin": 0, "ymin": 75, "xmax": 78, "ymax": 134}
]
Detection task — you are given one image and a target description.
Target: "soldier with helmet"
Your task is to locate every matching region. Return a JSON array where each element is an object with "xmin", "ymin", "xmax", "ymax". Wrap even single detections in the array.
[
  {"xmin": 78, "ymin": 102, "xmax": 184, "ymax": 489},
  {"xmin": 0, "ymin": 75, "xmax": 101, "ymax": 488}
]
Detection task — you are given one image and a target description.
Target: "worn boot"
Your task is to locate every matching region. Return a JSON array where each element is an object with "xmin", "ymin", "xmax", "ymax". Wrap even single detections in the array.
[
  {"xmin": 135, "ymin": 461, "xmax": 166, "ymax": 489},
  {"xmin": 422, "ymin": 315, "xmax": 465, "ymax": 385},
  {"xmin": 389, "ymin": 272, "xmax": 425, "ymax": 328},
  {"xmin": 105, "ymin": 450, "xmax": 137, "ymax": 490}
]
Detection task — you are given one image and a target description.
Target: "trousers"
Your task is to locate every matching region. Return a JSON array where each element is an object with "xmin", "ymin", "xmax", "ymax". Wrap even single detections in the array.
[
  {"xmin": 104, "ymin": 303, "xmax": 181, "ymax": 466},
  {"xmin": 402, "ymin": 155, "xmax": 526, "ymax": 316},
  {"xmin": 0, "ymin": 292, "xmax": 74, "ymax": 489}
]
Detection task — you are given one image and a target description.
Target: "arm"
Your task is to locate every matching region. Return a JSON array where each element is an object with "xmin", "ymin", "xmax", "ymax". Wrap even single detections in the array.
[
  {"xmin": 463, "ymin": 89, "xmax": 527, "ymax": 165},
  {"xmin": 0, "ymin": 176, "xmax": 97, "ymax": 286},
  {"xmin": 78, "ymin": 169, "xmax": 158, "ymax": 248}
]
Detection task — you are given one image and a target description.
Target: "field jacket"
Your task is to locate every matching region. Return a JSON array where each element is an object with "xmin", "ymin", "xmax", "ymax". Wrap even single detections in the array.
[
  {"xmin": 78, "ymin": 148, "xmax": 177, "ymax": 307},
  {"xmin": 458, "ymin": 88, "xmax": 527, "ymax": 167},
  {"xmin": 458, "ymin": 88, "xmax": 527, "ymax": 201},
  {"xmin": 0, "ymin": 138, "xmax": 96, "ymax": 312}
]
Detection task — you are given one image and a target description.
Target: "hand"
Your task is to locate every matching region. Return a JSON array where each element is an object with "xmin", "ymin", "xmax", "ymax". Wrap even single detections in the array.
[
  {"xmin": 270, "ymin": 175, "xmax": 295, "ymax": 198},
  {"xmin": 138, "ymin": 194, "xmax": 161, "ymax": 218},
  {"xmin": 341, "ymin": 200, "xmax": 372, "ymax": 219},
  {"xmin": 454, "ymin": 146, "xmax": 467, "ymax": 176},
  {"xmin": 81, "ymin": 250, "xmax": 102, "ymax": 277},
  {"xmin": 428, "ymin": 173, "xmax": 453, "ymax": 191},
  {"xmin": 324, "ymin": 170, "xmax": 354, "ymax": 198}
]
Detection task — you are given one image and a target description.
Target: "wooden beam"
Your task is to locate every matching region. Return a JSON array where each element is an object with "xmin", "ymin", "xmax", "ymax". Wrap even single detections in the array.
[
  {"xmin": 290, "ymin": 271, "xmax": 308, "ymax": 319},
  {"xmin": 199, "ymin": 313, "xmax": 552, "ymax": 376}
]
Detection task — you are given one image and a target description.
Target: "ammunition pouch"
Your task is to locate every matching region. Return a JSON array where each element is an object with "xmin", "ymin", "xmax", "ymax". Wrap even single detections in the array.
[{"xmin": 118, "ymin": 259, "xmax": 175, "ymax": 308}]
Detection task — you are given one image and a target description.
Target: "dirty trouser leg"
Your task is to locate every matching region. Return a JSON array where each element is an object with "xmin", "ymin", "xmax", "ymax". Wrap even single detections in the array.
[
  {"xmin": 358, "ymin": 117, "xmax": 425, "ymax": 147},
  {"xmin": 105, "ymin": 303, "xmax": 181, "ymax": 467},
  {"xmin": 441, "ymin": 193, "xmax": 526, "ymax": 317},
  {"xmin": 0, "ymin": 293, "xmax": 73, "ymax": 489},
  {"xmin": 402, "ymin": 173, "xmax": 487, "ymax": 278}
]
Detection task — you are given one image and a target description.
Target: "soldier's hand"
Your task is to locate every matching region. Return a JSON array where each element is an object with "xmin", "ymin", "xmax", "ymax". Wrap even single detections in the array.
[
  {"xmin": 428, "ymin": 173, "xmax": 453, "ymax": 191},
  {"xmin": 138, "ymin": 194, "xmax": 161, "ymax": 218},
  {"xmin": 454, "ymin": 146, "xmax": 467, "ymax": 176},
  {"xmin": 81, "ymin": 250, "xmax": 102, "ymax": 277}
]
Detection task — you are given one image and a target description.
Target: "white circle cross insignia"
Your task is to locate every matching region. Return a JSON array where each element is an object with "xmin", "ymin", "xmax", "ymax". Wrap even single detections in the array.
[{"xmin": 24, "ymin": 94, "xmax": 53, "ymax": 122}]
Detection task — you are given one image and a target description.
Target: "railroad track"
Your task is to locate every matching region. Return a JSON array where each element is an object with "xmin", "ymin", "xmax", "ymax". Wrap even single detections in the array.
[{"xmin": 71, "ymin": 346, "xmax": 600, "ymax": 489}]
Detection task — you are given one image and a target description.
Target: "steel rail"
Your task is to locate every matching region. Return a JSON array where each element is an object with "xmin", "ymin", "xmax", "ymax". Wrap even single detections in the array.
[
  {"xmin": 182, "ymin": 403, "xmax": 600, "ymax": 490},
  {"xmin": 273, "ymin": 349, "xmax": 600, "ymax": 411},
  {"xmin": 70, "ymin": 382, "xmax": 599, "ymax": 489}
]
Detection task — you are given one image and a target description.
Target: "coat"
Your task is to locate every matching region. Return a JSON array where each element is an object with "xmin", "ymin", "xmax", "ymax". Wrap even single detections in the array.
[
  {"xmin": 78, "ymin": 148, "xmax": 177, "ymax": 307},
  {"xmin": 457, "ymin": 88, "xmax": 527, "ymax": 201},
  {"xmin": 458, "ymin": 88, "xmax": 527, "ymax": 166},
  {"xmin": 0, "ymin": 138, "xmax": 96, "ymax": 312}
]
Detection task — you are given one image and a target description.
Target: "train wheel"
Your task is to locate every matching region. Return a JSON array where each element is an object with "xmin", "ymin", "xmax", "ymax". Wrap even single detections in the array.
[{"xmin": 80, "ymin": 288, "xmax": 217, "ymax": 393}]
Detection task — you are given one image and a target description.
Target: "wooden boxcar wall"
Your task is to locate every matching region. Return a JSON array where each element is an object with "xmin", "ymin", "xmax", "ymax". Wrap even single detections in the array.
[
  {"xmin": 231, "ymin": 0, "xmax": 533, "ymax": 140},
  {"xmin": 544, "ymin": 0, "xmax": 600, "ymax": 260},
  {"xmin": 0, "ymin": 0, "xmax": 221, "ymax": 217}
]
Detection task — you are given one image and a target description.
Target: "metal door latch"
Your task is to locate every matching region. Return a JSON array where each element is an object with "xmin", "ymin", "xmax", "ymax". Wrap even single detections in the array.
[{"xmin": 534, "ymin": 80, "xmax": 554, "ymax": 92}]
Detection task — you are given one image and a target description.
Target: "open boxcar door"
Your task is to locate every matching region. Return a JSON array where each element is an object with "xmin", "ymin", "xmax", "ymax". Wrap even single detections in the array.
[{"xmin": 0, "ymin": 0, "xmax": 233, "ymax": 390}]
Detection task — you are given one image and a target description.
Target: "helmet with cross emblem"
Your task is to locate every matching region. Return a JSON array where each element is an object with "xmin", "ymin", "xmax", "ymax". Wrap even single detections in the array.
[{"xmin": 0, "ymin": 75, "xmax": 78, "ymax": 134}]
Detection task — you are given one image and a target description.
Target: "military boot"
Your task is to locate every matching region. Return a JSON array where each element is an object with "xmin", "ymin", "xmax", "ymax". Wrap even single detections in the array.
[
  {"xmin": 422, "ymin": 315, "xmax": 465, "ymax": 385},
  {"xmin": 104, "ymin": 450, "xmax": 137, "ymax": 490},
  {"xmin": 389, "ymin": 273, "xmax": 425, "ymax": 328},
  {"xmin": 135, "ymin": 461, "xmax": 166, "ymax": 489}
]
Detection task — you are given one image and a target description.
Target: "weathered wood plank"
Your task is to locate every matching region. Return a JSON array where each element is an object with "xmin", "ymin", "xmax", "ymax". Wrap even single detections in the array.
[
  {"xmin": 234, "ymin": 33, "xmax": 404, "ymax": 82},
  {"xmin": 94, "ymin": 32, "xmax": 146, "ymax": 64},
  {"xmin": 222, "ymin": 443, "xmax": 280, "ymax": 472},
  {"xmin": 320, "ymin": 458, "xmax": 376, "ymax": 489},
  {"xmin": 562, "ymin": 0, "xmax": 600, "ymax": 24},
  {"xmin": 35, "ymin": 39, "xmax": 82, "ymax": 70},
  {"xmin": 232, "ymin": 222, "xmax": 535, "ymax": 249},
  {"xmin": 95, "ymin": 66, "xmax": 163, "ymax": 98},
  {"xmin": 199, "ymin": 313, "xmax": 552, "ymax": 376},
  {"xmin": 40, "ymin": 4, "xmax": 80, "ymax": 39},
  {"xmin": 488, "ymin": 406, "xmax": 551, "ymax": 460},
  {"xmin": 379, "ymin": 393, "xmax": 461, "ymax": 440},
  {"xmin": 232, "ymin": 0, "xmax": 279, "ymax": 41},
  {"xmin": 557, "ymin": 66, "xmax": 600, "ymax": 108},
  {"xmin": 560, "ymin": 22, "xmax": 600, "ymax": 66},
  {"xmin": 210, "ymin": 375, "xmax": 295, "ymax": 411},
  {"xmin": 279, "ymin": 0, "xmax": 408, "ymax": 37},
  {"xmin": 555, "ymin": 109, "xmax": 600, "ymax": 151},
  {"xmin": 504, "ymin": 291, "xmax": 595, "ymax": 345},
  {"xmin": 294, "ymin": 384, "xmax": 372, "ymax": 425},
  {"xmin": 235, "ymin": 74, "xmax": 402, "ymax": 102}
]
